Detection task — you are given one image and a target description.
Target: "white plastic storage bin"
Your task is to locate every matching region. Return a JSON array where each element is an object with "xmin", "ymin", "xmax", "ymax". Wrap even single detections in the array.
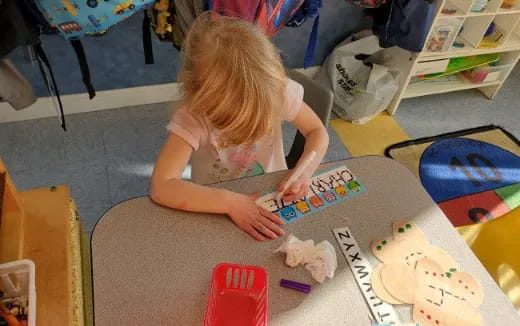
[{"xmin": 0, "ymin": 260, "xmax": 36, "ymax": 326}]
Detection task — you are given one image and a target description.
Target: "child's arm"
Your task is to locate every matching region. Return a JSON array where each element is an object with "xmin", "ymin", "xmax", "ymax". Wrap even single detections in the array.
[
  {"xmin": 151, "ymin": 133, "xmax": 284, "ymax": 241},
  {"xmin": 278, "ymin": 102, "xmax": 329, "ymax": 202}
]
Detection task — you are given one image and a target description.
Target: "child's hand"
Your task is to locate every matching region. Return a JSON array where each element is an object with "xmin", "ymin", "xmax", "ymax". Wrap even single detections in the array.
[
  {"xmin": 278, "ymin": 173, "xmax": 311, "ymax": 203},
  {"xmin": 226, "ymin": 193, "xmax": 285, "ymax": 241}
]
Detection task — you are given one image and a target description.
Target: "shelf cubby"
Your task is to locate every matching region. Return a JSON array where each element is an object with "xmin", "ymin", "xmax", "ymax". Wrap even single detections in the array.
[
  {"xmin": 441, "ymin": 0, "xmax": 474, "ymax": 16},
  {"xmin": 386, "ymin": 0, "xmax": 520, "ymax": 114},
  {"xmin": 424, "ymin": 17, "xmax": 465, "ymax": 53},
  {"xmin": 493, "ymin": 13, "xmax": 520, "ymax": 45},
  {"xmin": 498, "ymin": 0, "xmax": 520, "ymax": 13},
  {"xmin": 512, "ymin": 16, "xmax": 520, "ymax": 40},
  {"xmin": 479, "ymin": 0, "xmax": 504, "ymax": 13},
  {"xmin": 460, "ymin": 15, "xmax": 495, "ymax": 47},
  {"xmin": 477, "ymin": 49, "xmax": 520, "ymax": 97},
  {"xmin": 404, "ymin": 74, "xmax": 501, "ymax": 98}
]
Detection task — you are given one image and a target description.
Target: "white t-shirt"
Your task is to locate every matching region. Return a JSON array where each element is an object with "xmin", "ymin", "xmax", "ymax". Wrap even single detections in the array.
[{"xmin": 167, "ymin": 79, "xmax": 304, "ymax": 185}]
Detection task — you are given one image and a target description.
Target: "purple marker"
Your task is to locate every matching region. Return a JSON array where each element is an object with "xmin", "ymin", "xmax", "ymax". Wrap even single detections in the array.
[
  {"xmin": 280, "ymin": 282, "xmax": 311, "ymax": 292},
  {"xmin": 280, "ymin": 279, "xmax": 312, "ymax": 293},
  {"xmin": 281, "ymin": 279, "xmax": 311, "ymax": 288}
]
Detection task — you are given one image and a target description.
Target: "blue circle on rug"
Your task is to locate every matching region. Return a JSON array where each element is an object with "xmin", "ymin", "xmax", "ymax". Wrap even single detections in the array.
[{"xmin": 419, "ymin": 138, "xmax": 520, "ymax": 202}]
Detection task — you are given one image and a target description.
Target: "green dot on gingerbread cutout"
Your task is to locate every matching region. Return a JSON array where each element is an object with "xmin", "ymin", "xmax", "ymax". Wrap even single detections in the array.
[
  {"xmin": 450, "ymin": 268, "xmax": 457, "ymax": 272},
  {"xmin": 382, "ymin": 240, "xmax": 387, "ymax": 245},
  {"xmin": 405, "ymin": 223, "xmax": 412, "ymax": 229},
  {"xmin": 445, "ymin": 272, "xmax": 452, "ymax": 278},
  {"xmin": 398, "ymin": 227, "xmax": 405, "ymax": 233},
  {"xmin": 376, "ymin": 245, "xmax": 382, "ymax": 251}
]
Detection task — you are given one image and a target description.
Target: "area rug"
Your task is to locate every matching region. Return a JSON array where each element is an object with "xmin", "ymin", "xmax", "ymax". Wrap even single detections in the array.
[{"xmin": 386, "ymin": 125, "xmax": 520, "ymax": 227}]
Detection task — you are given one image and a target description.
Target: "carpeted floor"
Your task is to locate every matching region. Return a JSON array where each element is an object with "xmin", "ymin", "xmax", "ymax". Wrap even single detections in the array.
[
  {"xmin": 0, "ymin": 104, "xmax": 350, "ymax": 232},
  {"xmin": 386, "ymin": 125, "xmax": 520, "ymax": 227},
  {"xmin": 395, "ymin": 67, "xmax": 520, "ymax": 140},
  {"xmin": 0, "ymin": 67, "xmax": 518, "ymax": 233}
]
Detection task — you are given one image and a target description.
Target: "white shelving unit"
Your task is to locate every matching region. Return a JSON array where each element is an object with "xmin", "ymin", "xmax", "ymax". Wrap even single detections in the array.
[{"xmin": 383, "ymin": 0, "xmax": 520, "ymax": 115}]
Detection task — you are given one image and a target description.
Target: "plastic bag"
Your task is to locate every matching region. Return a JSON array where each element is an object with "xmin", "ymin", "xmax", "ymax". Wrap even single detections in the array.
[{"xmin": 315, "ymin": 33, "xmax": 398, "ymax": 124}]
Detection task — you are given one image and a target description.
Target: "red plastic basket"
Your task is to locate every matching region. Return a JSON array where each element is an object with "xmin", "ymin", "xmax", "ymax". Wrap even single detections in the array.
[{"xmin": 204, "ymin": 263, "xmax": 268, "ymax": 326}]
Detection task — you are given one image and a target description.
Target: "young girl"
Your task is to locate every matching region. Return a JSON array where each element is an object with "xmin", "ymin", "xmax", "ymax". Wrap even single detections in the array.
[{"xmin": 151, "ymin": 13, "xmax": 329, "ymax": 241}]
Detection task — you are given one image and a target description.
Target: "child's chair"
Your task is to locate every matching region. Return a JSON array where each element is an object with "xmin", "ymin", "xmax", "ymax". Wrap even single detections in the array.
[{"xmin": 285, "ymin": 69, "xmax": 333, "ymax": 169}]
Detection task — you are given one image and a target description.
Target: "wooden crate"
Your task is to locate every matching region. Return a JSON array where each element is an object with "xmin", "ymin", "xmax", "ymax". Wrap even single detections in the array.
[
  {"xmin": 0, "ymin": 158, "xmax": 83, "ymax": 325},
  {"xmin": 0, "ymin": 158, "xmax": 25, "ymax": 262},
  {"xmin": 21, "ymin": 185, "xmax": 74, "ymax": 326}
]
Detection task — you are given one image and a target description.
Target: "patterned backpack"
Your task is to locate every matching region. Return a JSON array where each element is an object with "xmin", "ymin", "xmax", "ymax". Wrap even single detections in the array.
[
  {"xmin": 144, "ymin": 0, "xmax": 205, "ymax": 53},
  {"xmin": 25, "ymin": 0, "xmax": 156, "ymax": 129},
  {"xmin": 207, "ymin": 0, "xmax": 322, "ymax": 68},
  {"xmin": 144, "ymin": 0, "xmax": 321, "ymax": 67},
  {"xmin": 208, "ymin": 0, "xmax": 323, "ymax": 68},
  {"xmin": 34, "ymin": 0, "xmax": 154, "ymax": 38}
]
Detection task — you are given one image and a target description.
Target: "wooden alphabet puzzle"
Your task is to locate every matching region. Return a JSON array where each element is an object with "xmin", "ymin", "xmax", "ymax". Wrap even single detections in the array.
[{"xmin": 256, "ymin": 165, "xmax": 366, "ymax": 223}]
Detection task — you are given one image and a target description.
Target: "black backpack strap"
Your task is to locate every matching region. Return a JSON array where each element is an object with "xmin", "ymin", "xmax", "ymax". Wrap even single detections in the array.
[
  {"xmin": 33, "ymin": 42, "xmax": 66, "ymax": 131},
  {"xmin": 143, "ymin": 12, "xmax": 154, "ymax": 64},
  {"xmin": 70, "ymin": 39, "xmax": 96, "ymax": 99}
]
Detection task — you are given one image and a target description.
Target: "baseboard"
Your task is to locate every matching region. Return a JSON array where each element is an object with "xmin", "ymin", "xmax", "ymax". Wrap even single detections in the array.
[
  {"xmin": 0, "ymin": 66, "xmax": 320, "ymax": 123},
  {"xmin": 0, "ymin": 83, "xmax": 181, "ymax": 123}
]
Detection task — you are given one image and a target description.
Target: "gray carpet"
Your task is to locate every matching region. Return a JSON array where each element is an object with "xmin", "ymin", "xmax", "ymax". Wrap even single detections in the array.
[
  {"xmin": 395, "ymin": 66, "xmax": 520, "ymax": 140},
  {"xmin": 0, "ymin": 67, "xmax": 518, "ymax": 232},
  {"xmin": 0, "ymin": 104, "xmax": 350, "ymax": 232}
]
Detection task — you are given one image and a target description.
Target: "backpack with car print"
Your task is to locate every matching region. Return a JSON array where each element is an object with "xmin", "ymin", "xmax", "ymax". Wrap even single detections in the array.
[
  {"xmin": 34, "ymin": 0, "xmax": 154, "ymax": 38},
  {"xmin": 21, "ymin": 0, "xmax": 155, "ymax": 130}
]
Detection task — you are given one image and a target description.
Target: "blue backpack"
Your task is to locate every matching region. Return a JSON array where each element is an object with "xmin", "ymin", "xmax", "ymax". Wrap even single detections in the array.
[
  {"xmin": 23, "ymin": 0, "xmax": 154, "ymax": 130},
  {"xmin": 208, "ymin": 0, "xmax": 322, "ymax": 68},
  {"xmin": 34, "ymin": 0, "xmax": 154, "ymax": 39},
  {"xmin": 286, "ymin": 0, "xmax": 322, "ymax": 68}
]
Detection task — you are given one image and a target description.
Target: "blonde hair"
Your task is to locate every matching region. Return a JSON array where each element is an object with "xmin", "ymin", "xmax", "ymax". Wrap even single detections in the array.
[{"xmin": 179, "ymin": 12, "xmax": 287, "ymax": 147}]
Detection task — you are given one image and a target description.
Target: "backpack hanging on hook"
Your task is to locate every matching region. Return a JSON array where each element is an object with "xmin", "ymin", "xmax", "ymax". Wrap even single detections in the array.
[
  {"xmin": 32, "ymin": 0, "xmax": 156, "ymax": 96},
  {"xmin": 142, "ymin": 0, "xmax": 206, "ymax": 64},
  {"xmin": 25, "ymin": 0, "xmax": 155, "ymax": 129},
  {"xmin": 34, "ymin": 0, "xmax": 154, "ymax": 38},
  {"xmin": 285, "ymin": 0, "xmax": 322, "ymax": 68},
  {"xmin": 367, "ymin": 0, "xmax": 436, "ymax": 52},
  {"xmin": 1, "ymin": 0, "xmax": 67, "ymax": 129},
  {"xmin": 207, "ymin": 0, "xmax": 323, "ymax": 68},
  {"xmin": 143, "ymin": 0, "xmax": 322, "ymax": 67}
]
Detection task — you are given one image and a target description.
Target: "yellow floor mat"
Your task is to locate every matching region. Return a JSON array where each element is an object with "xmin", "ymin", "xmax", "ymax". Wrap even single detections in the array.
[
  {"xmin": 457, "ymin": 207, "xmax": 520, "ymax": 311},
  {"xmin": 330, "ymin": 113, "xmax": 410, "ymax": 157}
]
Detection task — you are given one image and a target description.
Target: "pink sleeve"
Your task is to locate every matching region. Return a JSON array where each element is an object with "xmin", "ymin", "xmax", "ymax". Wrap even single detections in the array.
[
  {"xmin": 284, "ymin": 79, "xmax": 304, "ymax": 122},
  {"xmin": 166, "ymin": 108, "xmax": 204, "ymax": 151}
]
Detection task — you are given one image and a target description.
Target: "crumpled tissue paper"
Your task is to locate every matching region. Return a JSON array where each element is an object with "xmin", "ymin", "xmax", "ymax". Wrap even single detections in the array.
[
  {"xmin": 275, "ymin": 234, "xmax": 315, "ymax": 267},
  {"xmin": 276, "ymin": 234, "xmax": 338, "ymax": 283}
]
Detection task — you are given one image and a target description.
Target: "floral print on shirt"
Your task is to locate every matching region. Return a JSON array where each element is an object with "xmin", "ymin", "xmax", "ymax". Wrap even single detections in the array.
[{"xmin": 208, "ymin": 144, "xmax": 266, "ymax": 182}]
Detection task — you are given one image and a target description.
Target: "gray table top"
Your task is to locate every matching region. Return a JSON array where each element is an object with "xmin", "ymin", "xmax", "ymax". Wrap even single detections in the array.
[{"xmin": 91, "ymin": 156, "xmax": 520, "ymax": 325}]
